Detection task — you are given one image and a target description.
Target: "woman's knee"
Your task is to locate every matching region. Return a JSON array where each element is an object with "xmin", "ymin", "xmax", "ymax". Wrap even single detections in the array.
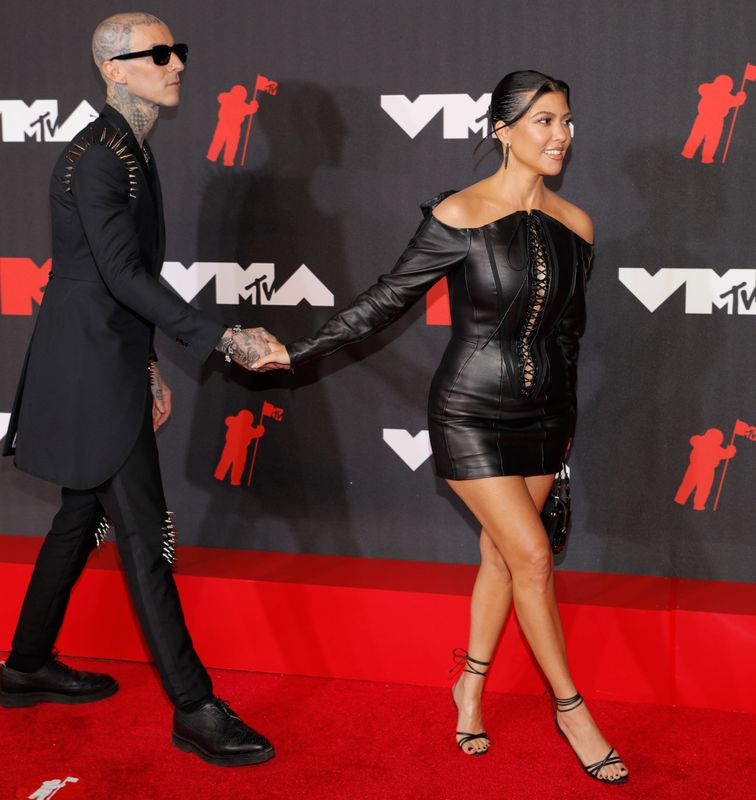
[{"xmin": 511, "ymin": 543, "xmax": 553, "ymax": 589}]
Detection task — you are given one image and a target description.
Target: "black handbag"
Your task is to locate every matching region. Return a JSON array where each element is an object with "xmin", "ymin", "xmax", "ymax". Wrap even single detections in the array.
[{"xmin": 541, "ymin": 464, "xmax": 571, "ymax": 554}]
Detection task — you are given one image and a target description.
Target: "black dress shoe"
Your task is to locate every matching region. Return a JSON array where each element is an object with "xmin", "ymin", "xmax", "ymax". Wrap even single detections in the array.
[
  {"xmin": 0, "ymin": 659, "xmax": 118, "ymax": 707},
  {"xmin": 172, "ymin": 697, "xmax": 275, "ymax": 766}
]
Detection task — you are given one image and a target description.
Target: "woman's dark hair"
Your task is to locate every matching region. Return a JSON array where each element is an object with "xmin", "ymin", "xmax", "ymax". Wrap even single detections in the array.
[{"xmin": 484, "ymin": 70, "xmax": 570, "ymax": 152}]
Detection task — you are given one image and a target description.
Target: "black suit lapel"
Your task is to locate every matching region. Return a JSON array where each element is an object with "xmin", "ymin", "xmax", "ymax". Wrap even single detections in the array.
[{"xmin": 146, "ymin": 142, "xmax": 166, "ymax": 267}]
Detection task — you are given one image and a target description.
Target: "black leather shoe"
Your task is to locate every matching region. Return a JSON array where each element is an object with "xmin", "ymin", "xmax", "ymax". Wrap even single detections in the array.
[
  {"xmin": 172, "ymin": 697, "xmax": 275, "ymax": 766},
  {"xmin": 0, "ymin": 659, "xmax": 118, "ymax": 707}
]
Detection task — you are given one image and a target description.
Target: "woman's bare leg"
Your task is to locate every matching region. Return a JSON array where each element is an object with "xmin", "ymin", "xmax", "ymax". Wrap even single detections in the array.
[
  {"xmin": 453, "ymin": 476, "xmax": 553, "ymax": 755},
  {"xmin": 448, "ymin": 475, "xmax": 628, "ymax": 781},
  {"xmin": 525, "ymin": 474, "xmax": 568, "ymax": 664},
  {"xmin": 452, "ymin": 528, "xmax": 513, "ymax": 753}
]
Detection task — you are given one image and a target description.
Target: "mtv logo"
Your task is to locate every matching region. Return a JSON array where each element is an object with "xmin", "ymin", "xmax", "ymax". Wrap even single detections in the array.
[
  {"xmin": 0, "ymin": 100, "xmax": 98, "ymax": 142},
  {"xmin": 380, "ymin": 93, "xmax": 491, "ymax": 139}
]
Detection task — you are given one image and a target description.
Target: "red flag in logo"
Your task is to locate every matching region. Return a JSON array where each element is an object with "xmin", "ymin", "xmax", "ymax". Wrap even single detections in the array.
[
  {"xmin": 255, "ymin": 75, "xmax": 278, "ymax": 95},
  {"xmin": 262, "ymin": 401, "xmax": 284, "ymax": 422},
  {"xmin": 720, "ymin": 63, "xmax": 754, "ymax": 163},
  {"xmin": 734, "ymin": 418, "xmax": 756, "ymax": 440},
  {"xmin": 240, "ymin": 75, "xmax": 279, "ymax": 167},
  {"xmin": 712, "ymin": 417, "xmax": 756, "ymax": 509}
]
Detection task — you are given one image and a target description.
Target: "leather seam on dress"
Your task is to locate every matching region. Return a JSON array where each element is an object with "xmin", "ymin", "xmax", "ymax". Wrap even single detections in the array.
[
  {"xmin": 461, "ymin": 260, "xmax": 480, "ymax": 346},
  {"xmin": 481, "ymin": 226, "xmax": 511, "ymax": 475},
  {"xmin": 440, "ymin": 346, "xmax": 478, "ymax": 479}
]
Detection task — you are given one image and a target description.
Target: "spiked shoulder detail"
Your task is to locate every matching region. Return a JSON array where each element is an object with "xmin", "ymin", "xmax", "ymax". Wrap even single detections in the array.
[{"xmin": 62, "ymin": 126, "xmax": 139, "ymax": 198}]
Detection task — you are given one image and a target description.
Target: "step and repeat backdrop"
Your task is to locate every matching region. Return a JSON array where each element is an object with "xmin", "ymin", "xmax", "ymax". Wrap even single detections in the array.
[{"xmin": 1, "ymin": 1, "xmax": 754, "ymax": 581}]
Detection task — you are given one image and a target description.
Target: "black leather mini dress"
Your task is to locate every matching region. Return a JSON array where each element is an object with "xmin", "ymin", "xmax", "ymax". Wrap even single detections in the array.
[{"xmin": 287, "ymin": 190, "xmax": 593, "ymax": 480}]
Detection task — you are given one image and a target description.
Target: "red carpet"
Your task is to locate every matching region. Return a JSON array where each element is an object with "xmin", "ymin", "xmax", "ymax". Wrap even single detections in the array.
[{"xmin": 1, "ymin": 654, "xmax": 755, "ymax": 800}]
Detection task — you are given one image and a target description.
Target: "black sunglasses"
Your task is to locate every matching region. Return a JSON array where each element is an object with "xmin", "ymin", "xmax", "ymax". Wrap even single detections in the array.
[{"xmin": 111, "ymin": 43, "xmax": 188, "ymax": 66}]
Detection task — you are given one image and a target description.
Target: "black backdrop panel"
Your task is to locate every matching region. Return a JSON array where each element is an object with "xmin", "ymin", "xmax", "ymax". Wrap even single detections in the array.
[{"xmin": 1, "ymin": 1, "xmax": 755, "ymax": 581}]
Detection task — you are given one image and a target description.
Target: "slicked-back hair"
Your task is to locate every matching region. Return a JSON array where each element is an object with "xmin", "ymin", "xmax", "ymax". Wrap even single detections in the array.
[{"xmin": 488, "ymin": 70, "xmax": 570, "ymax": 151}]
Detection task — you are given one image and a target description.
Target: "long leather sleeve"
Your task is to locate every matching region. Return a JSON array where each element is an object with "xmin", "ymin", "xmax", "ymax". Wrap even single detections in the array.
[
  {"xmin": 73, "ymin": 145, "xmax": 225, "ymax": 361},
  {"xmin": 287, "ymin": 214, "xmax": 471, "ymax": 367},
  {"xmin": 556, "ymin": 240, "xmax": 593, "ymax": 407}
]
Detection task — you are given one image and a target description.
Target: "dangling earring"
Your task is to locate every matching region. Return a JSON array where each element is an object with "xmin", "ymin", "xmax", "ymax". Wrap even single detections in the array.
[{"xmin": 504, "ymin": 142, "xmax": 510, "ymax": 169}]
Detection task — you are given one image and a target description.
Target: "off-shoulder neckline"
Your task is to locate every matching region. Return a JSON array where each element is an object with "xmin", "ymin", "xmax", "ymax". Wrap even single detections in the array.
[{"xmin": 427, "ymin": 192, "xmax": 594, "ymax": 247}]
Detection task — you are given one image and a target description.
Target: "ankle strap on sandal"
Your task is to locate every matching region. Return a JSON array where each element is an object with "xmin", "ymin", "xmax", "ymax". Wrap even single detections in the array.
[
  {"xmin": 551, "ymin": 691, "xmax": 584, "ymax": 712},
  {"xmin": 449, "ymin": 648, "xmax": 491, "ymax": 678}
]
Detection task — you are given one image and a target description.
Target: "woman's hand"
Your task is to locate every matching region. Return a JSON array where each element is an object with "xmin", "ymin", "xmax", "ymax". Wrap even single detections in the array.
[
  {"xmin": 148, "ymin": 361, "xmax": 172, "ymax": 431},
  {"xmin": 251, "ymin": 341, "xmax": 291, "ymax": 371}
]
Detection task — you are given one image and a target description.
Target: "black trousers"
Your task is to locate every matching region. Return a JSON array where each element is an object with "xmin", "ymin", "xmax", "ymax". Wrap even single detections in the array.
[{"xmin": 8, "ymin": 400, "xmax": 213, "ymax": 709}]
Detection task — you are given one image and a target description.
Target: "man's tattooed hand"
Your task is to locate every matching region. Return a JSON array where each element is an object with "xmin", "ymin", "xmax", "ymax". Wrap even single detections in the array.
[{"xmin": 216, "ymin": 327, "xmax": 281, "ymax": 370}]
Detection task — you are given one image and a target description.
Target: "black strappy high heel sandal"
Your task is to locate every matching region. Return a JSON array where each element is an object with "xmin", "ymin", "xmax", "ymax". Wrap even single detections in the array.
[
  {"xmin": 550, "ymin": 691, "xmax": 629, "ymax": 784},
  {"xmin": 449, "ymin": 648, "xmax": 492, "ymax": 756}
]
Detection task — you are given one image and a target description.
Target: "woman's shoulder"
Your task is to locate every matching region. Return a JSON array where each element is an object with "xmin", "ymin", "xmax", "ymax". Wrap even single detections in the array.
[
  {"xmin": 545, "ymin": 194, "xmax": 594, "ymax": 245},
  {"xmin": 430, "ymin": 184, "xmax": 502, "ymax": 229}
]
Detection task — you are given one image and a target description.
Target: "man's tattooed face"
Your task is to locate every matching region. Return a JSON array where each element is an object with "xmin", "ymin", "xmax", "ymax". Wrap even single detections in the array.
[{"xmin": 97, "ymin": 16, "xmax": 184, "ymax": 136}]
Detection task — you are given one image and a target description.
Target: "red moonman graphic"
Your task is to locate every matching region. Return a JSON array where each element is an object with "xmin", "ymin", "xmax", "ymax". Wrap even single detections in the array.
[
  {"xmin": 674, "ymin": 428, "xmax": 736, "ymax": 511},
  {"xmin": 214, "ymin": 409, "xmax": 265, "ymax": 486},
  {"xmin": 681, "ymin": 65, "xmax": 755, "ymax": 164},
  {"xmin": 213, "ymin": 402, "xmax": 284, "ymax": 487},
  {"xmin": 206, "ymin": 75, "xmax": 278, "ymax": 168},
  {"xmin": 206, "ymin": 85, "xmax": 260, "ymax": 167}
]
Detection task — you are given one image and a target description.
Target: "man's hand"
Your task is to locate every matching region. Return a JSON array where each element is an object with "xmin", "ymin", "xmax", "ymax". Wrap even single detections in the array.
[
  {"xmin": 216, "ymin": 326, "xmax": 282, "ymax": 370},
  {"xmin": 148, "ymin": 361, "xmax": 172, "ymax": 431}
]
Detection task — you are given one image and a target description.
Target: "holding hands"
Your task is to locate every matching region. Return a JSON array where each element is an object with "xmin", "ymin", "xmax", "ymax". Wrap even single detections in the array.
[
  {"xmin": 217, "ymin": 326, "xmax": 291, "ymax": 371},
  {"xmin": 250, "ymin": 339, "xmax": 291, "ymax": 371}
]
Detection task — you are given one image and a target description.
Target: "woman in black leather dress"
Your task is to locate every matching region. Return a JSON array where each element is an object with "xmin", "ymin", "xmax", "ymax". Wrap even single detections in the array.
[{"xmin": 253, "ymin": 71, "xmax": 628, "ymax": 784}]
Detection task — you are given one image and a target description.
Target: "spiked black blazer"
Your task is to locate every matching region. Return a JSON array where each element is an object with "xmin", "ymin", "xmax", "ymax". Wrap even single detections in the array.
[{"xmin": 3, "ymin": 105, "xmax": 224, "ymax": 489}]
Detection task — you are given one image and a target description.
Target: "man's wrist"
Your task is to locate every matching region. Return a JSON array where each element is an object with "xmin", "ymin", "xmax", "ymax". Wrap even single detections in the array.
[{"xmin": 216, "ymin": 324, "xmax": 242, "ymax": 362}]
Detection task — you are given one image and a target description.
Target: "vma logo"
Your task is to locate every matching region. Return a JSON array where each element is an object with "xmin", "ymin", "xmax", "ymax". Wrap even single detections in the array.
[
  {"xmin": 619, "ymin": 268, "xmax": 756, "ymax": 314},
  {"xmin": 160, "ymin": 262, "xmax": 334, "ymax": 306},
  {"xmin": 381, "ymin": 93, "xmax": 491, "ymax": 139},
  {"xmin": 0, "ymin": 258, "xmax": 334, "ymax": 315},
  {"xmin": 0, "ymin": 100, "xmax": 97, "ymax": 142}
]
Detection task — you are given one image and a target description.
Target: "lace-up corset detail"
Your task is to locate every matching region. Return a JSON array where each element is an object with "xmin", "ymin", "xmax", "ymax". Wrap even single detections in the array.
[{"xmin": 516, "ymin": 215, "xmax": 551, "ymax": 396}]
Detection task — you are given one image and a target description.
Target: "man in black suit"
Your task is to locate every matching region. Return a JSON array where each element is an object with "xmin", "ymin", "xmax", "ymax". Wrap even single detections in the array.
[{"xmin": 0, "ymin": 13, "xmax": 275, "ymax": 767}]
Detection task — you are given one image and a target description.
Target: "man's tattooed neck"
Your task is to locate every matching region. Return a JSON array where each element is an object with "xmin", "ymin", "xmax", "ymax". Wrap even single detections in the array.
[{"xmin": 107, "ymin": 83, "xmax": 158, "ymax": 144}]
